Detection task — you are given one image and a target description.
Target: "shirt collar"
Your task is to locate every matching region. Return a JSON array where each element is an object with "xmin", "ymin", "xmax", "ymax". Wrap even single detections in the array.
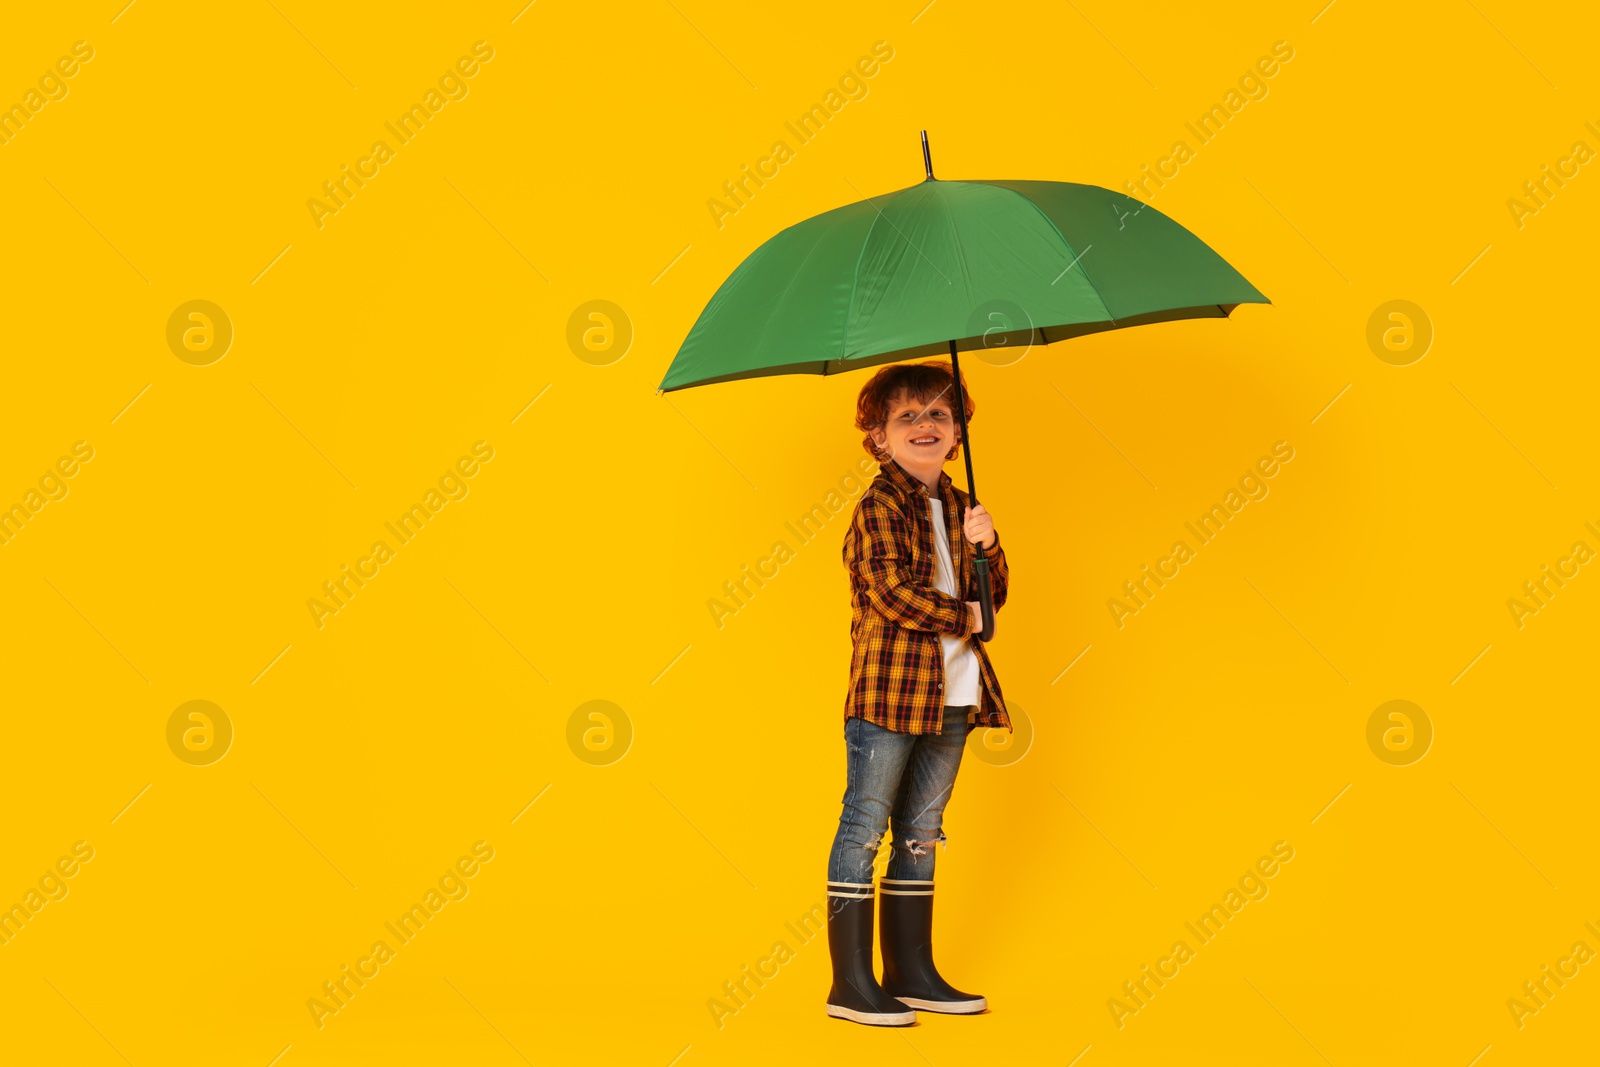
[{"xmin": 878, "ymin": 456, "xmax": 954, "ymax": 504}]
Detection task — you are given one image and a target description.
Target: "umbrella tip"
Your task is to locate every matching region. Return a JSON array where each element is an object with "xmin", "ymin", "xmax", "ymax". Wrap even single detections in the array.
[{"xmin": 920, "ymin": 130, "xmax": 934, "ymax": 181}]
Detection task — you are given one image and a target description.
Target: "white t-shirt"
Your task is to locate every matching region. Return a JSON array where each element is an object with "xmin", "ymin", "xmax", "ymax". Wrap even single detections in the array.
[{"xmin": 927, "ymin": 497, "xmax": 981, "ymax": 707}]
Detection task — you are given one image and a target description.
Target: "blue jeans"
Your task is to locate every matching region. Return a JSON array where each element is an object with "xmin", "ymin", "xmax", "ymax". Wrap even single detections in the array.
[{"xmin": 827, "ymin": 705, "xmax": 973, "ymax": 885}]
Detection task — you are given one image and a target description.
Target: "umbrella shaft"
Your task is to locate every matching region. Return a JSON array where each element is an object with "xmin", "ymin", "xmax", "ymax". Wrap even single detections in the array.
[{"xmin": 946, "ymin": 340, "xmax": 977, "ymax": 508}]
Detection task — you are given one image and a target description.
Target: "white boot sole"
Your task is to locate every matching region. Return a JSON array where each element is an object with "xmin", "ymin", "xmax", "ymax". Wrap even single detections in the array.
[
  {"xmin": 894, "ymin": 995, "xmax": 987, "ymax": 1014},
  {"xmin": 825, "ymin": 1003, "xmax": 917, "ymax": 1026}
]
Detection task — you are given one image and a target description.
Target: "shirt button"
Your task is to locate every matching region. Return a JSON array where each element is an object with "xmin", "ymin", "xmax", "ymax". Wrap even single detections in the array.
[{"xmin": 936, "ymin": 683, "xmax": 943, "ymax": 689}]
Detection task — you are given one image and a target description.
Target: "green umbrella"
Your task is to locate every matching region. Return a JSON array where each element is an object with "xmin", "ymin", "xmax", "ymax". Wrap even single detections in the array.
[{"xmin": 659, "ymin": 132, "xmax": 1270, "ymax": 639}]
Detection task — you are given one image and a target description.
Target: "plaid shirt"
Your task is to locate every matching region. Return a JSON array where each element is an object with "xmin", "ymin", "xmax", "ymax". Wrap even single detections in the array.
[{"xmin": 842, "ymin": 456, "xmax": 1011, "ymax": 735}]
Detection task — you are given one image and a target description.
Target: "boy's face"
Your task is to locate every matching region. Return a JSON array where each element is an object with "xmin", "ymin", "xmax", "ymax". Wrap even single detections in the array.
[{"xmin": 869, "ymin": 387, "xmax": 958, "ymax": 481}]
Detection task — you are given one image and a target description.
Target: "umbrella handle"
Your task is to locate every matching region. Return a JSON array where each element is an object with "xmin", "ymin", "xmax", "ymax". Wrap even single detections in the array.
[
  {"xmin": 974, "ymin": 556, "xmax": 996, "ymax": 642},
  {"xmin": 946, "ymin": 337, "xmax": 995, "ymax": 642}
]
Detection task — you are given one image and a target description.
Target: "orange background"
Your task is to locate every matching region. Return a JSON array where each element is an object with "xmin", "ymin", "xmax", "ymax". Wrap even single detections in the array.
[{"xmin": 1, "ymin": 1, "xmax": 1597, "ymax": 1064}]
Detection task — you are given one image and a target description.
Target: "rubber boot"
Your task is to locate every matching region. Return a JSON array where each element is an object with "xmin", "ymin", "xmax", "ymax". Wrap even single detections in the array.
[
  {"xmin": 825, "ymin": 882, "xmax": 916, "ymax": 1026},
  {"xmin": 879, "ymin": 879, "xmax": 988, "ymax": 1013}
]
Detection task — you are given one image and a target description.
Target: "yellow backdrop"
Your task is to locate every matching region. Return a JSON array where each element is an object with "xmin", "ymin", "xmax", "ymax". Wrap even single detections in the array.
[{"xmin": 2, "ymin": 1, "xmax": 1596, "ymax": 1064}]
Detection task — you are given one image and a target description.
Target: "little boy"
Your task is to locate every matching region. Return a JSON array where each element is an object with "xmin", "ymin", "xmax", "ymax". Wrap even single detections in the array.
[{"xmin": 824, "ymin": 359, "xmax": 1011, "ymax": 1026}]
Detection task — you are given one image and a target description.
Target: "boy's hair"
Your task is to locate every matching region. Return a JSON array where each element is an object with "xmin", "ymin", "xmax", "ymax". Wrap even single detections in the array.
[{"xmin": 854, "ymin": 359, "xmax": 975, "ymax": 462}]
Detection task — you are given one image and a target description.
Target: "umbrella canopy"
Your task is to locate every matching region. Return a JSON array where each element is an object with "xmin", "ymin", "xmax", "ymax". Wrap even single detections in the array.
[{"xmin": 658, "ymin": 169, "xmax": 1269, "ymax": 392}]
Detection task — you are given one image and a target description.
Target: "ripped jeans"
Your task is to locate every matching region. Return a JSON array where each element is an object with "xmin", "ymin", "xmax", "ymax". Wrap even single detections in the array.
[{"xmin": 827, "ymin": 705, "xmax": 973, "ymax": 884}]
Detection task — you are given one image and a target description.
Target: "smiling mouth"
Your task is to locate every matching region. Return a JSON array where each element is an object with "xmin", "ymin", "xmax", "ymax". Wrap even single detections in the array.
[{"xmin": 909, "ymin": 435, "xmax": 941, "ymax": 446}]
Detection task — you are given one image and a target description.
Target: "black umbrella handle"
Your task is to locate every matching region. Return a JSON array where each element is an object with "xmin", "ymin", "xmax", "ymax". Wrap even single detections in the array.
[
  {"xmin": 973, "ymin": 557, "xmax": 996, "ymax": 643},
  {"xmin": 947, "ymin": 339, "xmax": 995, "ymax": 643}
]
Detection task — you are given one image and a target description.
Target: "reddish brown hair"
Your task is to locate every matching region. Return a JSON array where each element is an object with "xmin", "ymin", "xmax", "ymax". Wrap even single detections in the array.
[{"xmin": 855, "ymin": 359, "xmax": 975, "ymax": 462}]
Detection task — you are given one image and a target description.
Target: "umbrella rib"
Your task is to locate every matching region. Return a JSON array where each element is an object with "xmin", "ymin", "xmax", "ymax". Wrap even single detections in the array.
[
  {"xmin": 1049, "ymin": 244, "xmax": 1094, "ymax": 286},
  {"xmin": 839, "ymin": 185, "xmax": 887, "ymax": 365},
  {"xmin": 987, "ymin": 182, "xmax": 1114, "ymax": 322},
  {"xmin": 934, "ymin": 181, "xmax": 976, "ymax": 313},
  {"xmin": 842, "ymin": 177, "xmax": 951, "ymax": 292}
]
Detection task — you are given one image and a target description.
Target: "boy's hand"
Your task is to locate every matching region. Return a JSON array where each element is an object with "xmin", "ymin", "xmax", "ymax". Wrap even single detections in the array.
[
  {"xmin": 966, "ymin": 601, "xmax": 983, "ymax": 633},
  {"xmin": 962, "ymin": 504, "xmax": 996, "ymax": 550}
]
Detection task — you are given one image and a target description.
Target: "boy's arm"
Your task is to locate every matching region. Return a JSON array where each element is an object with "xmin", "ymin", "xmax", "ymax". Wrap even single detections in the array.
[{"xmin": 847, "ymin": 494, "xmax": 972, "ymax": 636}]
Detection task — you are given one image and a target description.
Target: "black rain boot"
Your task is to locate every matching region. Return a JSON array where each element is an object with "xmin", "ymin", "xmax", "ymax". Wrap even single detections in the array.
[
  {"xmin": 825, "ymin": 882, "xmax": 917, "ymax": 1026},
  {"xmin": 879, "ymin": 879, "xmax": 988, "ymax": 1013}
]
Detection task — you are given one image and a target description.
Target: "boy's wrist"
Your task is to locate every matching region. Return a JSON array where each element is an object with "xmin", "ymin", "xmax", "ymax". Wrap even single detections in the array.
[{"xmin": 941, "ymin": 597, "xmax": 973, "ymax": 635}]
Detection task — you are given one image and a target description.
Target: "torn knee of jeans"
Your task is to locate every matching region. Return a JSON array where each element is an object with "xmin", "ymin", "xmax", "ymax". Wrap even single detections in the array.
[{"xmin": 899, "ymin": 829, "xmax": 947, "ymax": 856}]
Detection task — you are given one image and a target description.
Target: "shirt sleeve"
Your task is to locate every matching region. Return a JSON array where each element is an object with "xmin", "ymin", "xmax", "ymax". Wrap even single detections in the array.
[{"xmin": 846, "ymin": 493, "xmax": 971, "ymax": 636}]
